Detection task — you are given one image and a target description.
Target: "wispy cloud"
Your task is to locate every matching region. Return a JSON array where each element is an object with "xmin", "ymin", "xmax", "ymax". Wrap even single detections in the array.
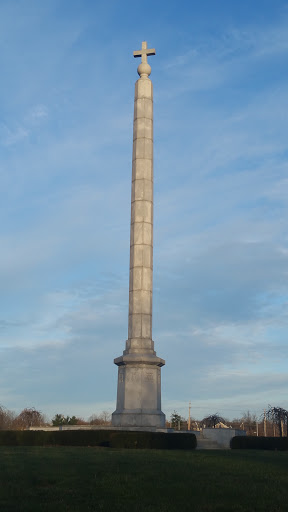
[
  {"xmin": 0, "ymin": 122, "xmax": 29, "ymax": 146},
  {"xmin": 26, "ymin": 104, "xmax": 49, "ymax": 122}
]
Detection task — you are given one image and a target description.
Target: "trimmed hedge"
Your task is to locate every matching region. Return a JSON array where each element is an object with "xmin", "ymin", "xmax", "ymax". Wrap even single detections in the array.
[
  {"xmin": 0, "ymin": 430, "xmax": 197, "ymax": 450},
  {"xmin": 0, "ymin": 430, "xmax": 110, "ymax": 447},
  {"xmin": 231, "ymin": 436, "xmax": 288, "ymax": 450},
  {"xmin": 109, "ymin": 432, "xmax": 197, "ymax": 450}
]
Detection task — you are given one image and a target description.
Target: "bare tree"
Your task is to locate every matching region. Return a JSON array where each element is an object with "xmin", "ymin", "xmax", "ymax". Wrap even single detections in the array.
[
  {"xmin": 267, "ymin": 406, "xmax": 288, "ymax": 437},
  {"xmin": 241, "ymin": 411, "xmax": 258, "ymax": 435},
  {"xmin": 230, "ymin": 411, "xmax": 259, "ymax": 435},
  {"xmin": 14, "ymin": 408, "xmax": 45, "ymax": 429},
  {"xmin": 0, "ymin": 405, "xmax": 15, "ymax": 430},
  {"xmin": 89, "ymin": 411, "xmax": 111, "ymax": 426},
  {"xmin": 99, "ymin": 411, "xmax": 111, "ymax": 425},
  {"xmin": 89, "ymin": 414, "xmax": 102, "ymax": 425},
  {"xmin": 202, "ymin": 413, "xmax": 226, "ymax": 428}
]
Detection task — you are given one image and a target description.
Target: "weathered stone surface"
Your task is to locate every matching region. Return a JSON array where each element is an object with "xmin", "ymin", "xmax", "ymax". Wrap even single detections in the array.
[
  {"xmin": 112, "ymin": 42, "xmax": 165, "ymax": 428},
  {"xmin": 132, "ymin": 179, "xmax": 153, "ymax": 201},
  {"xmin": 133, "ymin": 118, "xmax": 153, "ymax": 140},
  {"xmin": 135, "ymin": 78, "xmax": 153, "ymax": 98},
  {"xmin": 132, "ymin": 159, "xmax": 153, "ymax": 181},
  {"xmin": 130, "ymin": 244, "xmax": 153, "ymax": 268},
  {"xmin": 134, "ymin": 98, "xmax": 153, "ymax": 120},
  {"xmin": 199, "ymin": 428, "xmax": 246, "ymax": 449}
]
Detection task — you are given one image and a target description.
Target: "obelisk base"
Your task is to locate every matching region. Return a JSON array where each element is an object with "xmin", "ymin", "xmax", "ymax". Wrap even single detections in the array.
[
  {"xmin": 111, "ymin": 351, "xmax": 166, "ymax": 428},
  {"xmin": 112, "ymin": 410, "xmax": 166, "ymax": 428}
]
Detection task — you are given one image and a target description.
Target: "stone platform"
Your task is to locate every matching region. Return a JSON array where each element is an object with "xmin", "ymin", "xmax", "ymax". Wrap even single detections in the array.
[
  {"xmin": 197, "ymin": 428, "xmax": 246, "ymax": 449},
  {"xmin": 29, "ymin": 425, "xmax": 173, "ymax": 433}
]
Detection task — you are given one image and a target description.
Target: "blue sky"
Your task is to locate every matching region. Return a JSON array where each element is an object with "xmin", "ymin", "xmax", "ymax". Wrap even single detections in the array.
[{"xmin": 0, "ymin": 0, "xmax": 288, "ymax": 422}]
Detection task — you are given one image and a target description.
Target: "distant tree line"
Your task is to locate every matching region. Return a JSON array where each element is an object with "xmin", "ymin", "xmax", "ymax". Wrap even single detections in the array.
[
  {"xmin": 0, "ymin": 405, "xmax": 111, "ymax": 430},
  {"xmin": 168, "ymin": 407, "xmax": 288, "ymax": 437},
  {"xmin": 51, "ymin": 411, "xmax": 111, "ymax": 427},
  {"xmin": 1, "ymin": 404, "xmax": 287, "ymax": 436},
  {"xmin": 0, "ymin": 406, "xmax": 45, "ymax": 430}
]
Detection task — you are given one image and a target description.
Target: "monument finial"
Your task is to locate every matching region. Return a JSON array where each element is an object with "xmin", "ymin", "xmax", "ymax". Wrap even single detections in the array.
[{"xmin": 133, "ymin": 41, "xmax": 156, "ymax": 78}]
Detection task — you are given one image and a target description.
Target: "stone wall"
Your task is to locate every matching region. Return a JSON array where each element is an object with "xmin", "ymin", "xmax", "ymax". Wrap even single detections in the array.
[{"xmin": 202, "ymin": 428, "xmax": 246, "ymax": 448}]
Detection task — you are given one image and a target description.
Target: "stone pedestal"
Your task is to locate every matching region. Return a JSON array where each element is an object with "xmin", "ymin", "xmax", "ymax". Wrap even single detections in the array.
[
  {"xmin": 112, "ymin": 354, "xmax": 165, "ymax": 427},
  {"xmin": 112, "ymin": 42, "xmax": 165, "ymax": 428}
]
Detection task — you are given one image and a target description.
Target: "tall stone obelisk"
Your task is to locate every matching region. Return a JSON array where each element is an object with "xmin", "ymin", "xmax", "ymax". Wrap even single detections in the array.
[{"xmin": 112, "ymin": 42, "xmax": 165, "ymax": 428}]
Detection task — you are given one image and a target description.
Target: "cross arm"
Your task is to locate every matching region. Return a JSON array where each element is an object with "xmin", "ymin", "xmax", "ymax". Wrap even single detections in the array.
[{"xmin": 133, "ymin": 49, "xmax": 156, "ymax": 58}]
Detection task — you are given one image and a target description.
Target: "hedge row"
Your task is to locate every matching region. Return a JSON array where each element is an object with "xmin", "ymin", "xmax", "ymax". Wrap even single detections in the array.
[
  {"xmin": 110, "ymin": 432, "xmax": 197, "ymax": 450},
  {"xmin": 0, "ymin": 430, "xmax": 110, "ymax": 447},
  {"xmin": 231, "ymin": 436, "xmax": 288, "ymax": 450},
  {"xmin": 0, "ymin": 430, "xmax": 197, "ymax": 450}
]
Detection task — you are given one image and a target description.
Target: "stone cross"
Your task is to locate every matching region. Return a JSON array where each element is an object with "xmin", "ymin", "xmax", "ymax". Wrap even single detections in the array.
[
  {"xmin": 112, "ymin": 42, "xmax": 165, "ymax": 428},
  {"xmin": 133, "ymin": 41, "xmax": 156, "ymax": 78},
  {"xmin": 133, "ymin": 41, "xmax": 156, "ymax": 64}
]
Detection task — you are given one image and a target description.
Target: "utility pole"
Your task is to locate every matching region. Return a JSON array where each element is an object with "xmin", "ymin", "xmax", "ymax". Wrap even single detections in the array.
[
  {"xmin": 188, "ymin": 401, "xmax": 191, "ymax": 431},
  {"xmin": 264, "ymin": 409, "xmax": 267, "ymax": 437}
]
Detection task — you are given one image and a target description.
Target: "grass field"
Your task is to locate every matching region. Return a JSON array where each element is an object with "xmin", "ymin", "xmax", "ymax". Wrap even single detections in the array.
[{"xmin": 0, "ymin": 447, "xmax": 287, "ymax": 512}]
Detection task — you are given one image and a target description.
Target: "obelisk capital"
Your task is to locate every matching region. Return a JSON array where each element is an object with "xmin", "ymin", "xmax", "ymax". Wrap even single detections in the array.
[{"xmin": 133, "ymin": 41, "xmax": 156, "ymax": 78}]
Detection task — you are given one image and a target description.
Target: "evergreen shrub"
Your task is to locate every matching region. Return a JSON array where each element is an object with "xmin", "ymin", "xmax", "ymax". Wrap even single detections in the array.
[{"xmin": 231, "ymin": 436, "xmax": 288, "ymax": 450}]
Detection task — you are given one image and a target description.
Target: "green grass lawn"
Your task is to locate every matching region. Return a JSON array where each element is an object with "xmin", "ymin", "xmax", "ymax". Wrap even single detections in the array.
[{"xmin": 0, "ymin": 447, "xmax": 287, "ymax": 512}]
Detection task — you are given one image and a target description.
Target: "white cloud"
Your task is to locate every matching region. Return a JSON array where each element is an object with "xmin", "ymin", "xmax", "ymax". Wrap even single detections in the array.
[
  {"xmin": 26, "ymin": 104, "xmax": 49, "ymax": 122},
  {"xmin": 0, "ymin": 122, "xmax": 29, "ymax": 146}
]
